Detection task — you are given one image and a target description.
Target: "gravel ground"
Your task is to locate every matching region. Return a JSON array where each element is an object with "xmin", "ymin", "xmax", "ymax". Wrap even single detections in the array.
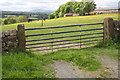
[
  {"xmin": 96, "ymin": 56, "xmax": 118, "ymax": 78},
  {"xmin": 52, "ymin": 56, "xmax": 118, "ymax": 78},
  {"xmin": 52, "ymin": 61, "xmax": 95, "ymax": 78}
]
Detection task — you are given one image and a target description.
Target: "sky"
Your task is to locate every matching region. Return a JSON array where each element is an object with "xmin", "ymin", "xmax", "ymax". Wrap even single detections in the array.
[{"xmin": 0, "ymin": 0, "xmax": 119, "ymax": 11}]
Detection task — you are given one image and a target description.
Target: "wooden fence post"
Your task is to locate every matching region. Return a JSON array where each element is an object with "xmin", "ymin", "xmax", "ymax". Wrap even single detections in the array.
[
  {"xmin": 17, "ymin": 24, "xmax": 26, "ymax": 51},
  {"xmin": 103, "ymin": 17, "xmax": 114, "ymax": 41}
]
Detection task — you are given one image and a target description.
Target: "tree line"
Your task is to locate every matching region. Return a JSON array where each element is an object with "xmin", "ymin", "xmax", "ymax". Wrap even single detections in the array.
[
  {"xmin": 49, "ymin": 0, "xmax": 96, "ymax": 19},
  {"xmin": 2, "ymin": 11, "xmax": 49, "ymax": 18},
  {"xmin": 1, "ymin": 15, "xmax": 28, "ymax": 25},
  {"xmin": 0, "ymin": 11, "xmax": 50, "ymax": 25}
]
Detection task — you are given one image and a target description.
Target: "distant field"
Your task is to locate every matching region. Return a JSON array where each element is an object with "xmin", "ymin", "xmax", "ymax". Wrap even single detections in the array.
[
  {"xmin": 1, "ymin": 14, "xmax": 118, "ymax": 31},
  {"xmin": 1, "ymin": 14, "xmax": 118, "ymax": 52}
]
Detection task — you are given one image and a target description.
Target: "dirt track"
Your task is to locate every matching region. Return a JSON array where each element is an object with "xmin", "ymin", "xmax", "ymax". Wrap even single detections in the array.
[{"xmin": 52, "ymin": 56, "xmax": 118, "ymax": 78}]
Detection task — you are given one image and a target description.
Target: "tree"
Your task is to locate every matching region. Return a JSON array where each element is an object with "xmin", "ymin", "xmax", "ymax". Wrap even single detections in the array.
[
  {"xmin": 18, "ymin": 15, "xmax": 27, "ymax": 22},
  {"xmin": 49, "ymin": 1, "xmax": 76, "ymax": 19},
  {"xmin": 4, "ymin": 16, "xmax": 17, "ymax": 24},
  {"xmin": 49, "ymin": 0, "xmax": 96, "ymax": 18},
  {"xmin": 72, "ymin": 2, "xmax": 85, "ymax": 15},
  {"xmin": 82, "ymin": 1, "xmax": 96, "ymax": 13},
  {"xmin": 49, "ymin": 14, "xmax": 55, "ymax": 19}
]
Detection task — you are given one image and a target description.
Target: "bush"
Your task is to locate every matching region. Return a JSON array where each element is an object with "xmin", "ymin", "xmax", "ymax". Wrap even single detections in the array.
[
  {"xmin": 4, "ymin": 18, "xmax": 17, "ymax": 24},
  {"xmin": 4, "ymin": 16, "xmax": 17, "ymax": 24},
  {"xmin": 48, "ymin": 14, "xmax": 55, "ymax": 19},
  {"xmin": 96, "ymin": 37, "xmax": 120, "ymax": 49},
  {"xmin": 18, "ymin": 16, "xmax": 27, "ymax": 22}
]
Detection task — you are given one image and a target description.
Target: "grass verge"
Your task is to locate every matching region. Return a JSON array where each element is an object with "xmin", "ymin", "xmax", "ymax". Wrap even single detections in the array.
[
  {"xmin": 2, "ymin": 46, "xmax": 118, "ymax": 78},
  {"xmin": 2, "ymin": 50, "xmax": 55, "ymax": 78}
]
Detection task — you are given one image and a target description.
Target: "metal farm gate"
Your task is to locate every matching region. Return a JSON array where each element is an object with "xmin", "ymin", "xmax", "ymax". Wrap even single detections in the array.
[{"xmin": 24, "ymin": 23, "xmax": 104, "ymax": 52}]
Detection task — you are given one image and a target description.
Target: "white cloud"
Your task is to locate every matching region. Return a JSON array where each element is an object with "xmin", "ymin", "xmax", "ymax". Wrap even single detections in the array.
[
  {"xmin": 95, "ymin": 0, "xmax": 119, "ymax": 9},
  {"xmin": 0, "ymin": 0, "xmax": 119, "ymax": 11},
  {"xmin": 119, "ymin": 1, "xmax": 120, "ymax": 8}
]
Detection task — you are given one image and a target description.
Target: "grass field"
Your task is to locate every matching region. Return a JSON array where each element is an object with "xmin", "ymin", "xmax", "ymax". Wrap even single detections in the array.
[
  {"xmin": 2, "ymin": 14, "xmax": 119, "ymax": 78},
  {"xmin": 2, "ymin": 46, "xmax": 118, "ymax": 78},
  {"xmin": 1, "ymin": 14, "xmax": 118, "ymax": 31},
  {"xmin": 1, "ymin": 14, "xmax": 118, "ymax": 52}
]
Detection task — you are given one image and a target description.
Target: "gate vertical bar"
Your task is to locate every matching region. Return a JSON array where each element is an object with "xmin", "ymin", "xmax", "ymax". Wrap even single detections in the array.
[
  {"xmin": 51, "ymin": 34, "xmax": 53, "ymax": 52},
  {"xmin": 17, "ymin": 24, "xmax": 26, "ymax": 51},
  {"xmin": 79, "ymin": 26, "xmax": 82, "ymax": 48},
  {"xmin": 51, "ymin": 30, "xmax": 53, "ymax": 52},
  {"xmin": 41, "ymin": 20, "xmax": 43, "ymax": 26}
]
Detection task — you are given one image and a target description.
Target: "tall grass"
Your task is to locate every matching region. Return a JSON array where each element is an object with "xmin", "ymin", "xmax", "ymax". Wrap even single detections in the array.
[
  {"xmin": 2, "ymin": 45, "xmax": 118, "ymax": 78},
  {"xmin": 2, "ymin": 50, "xmax": 55, "ymax": 78}
]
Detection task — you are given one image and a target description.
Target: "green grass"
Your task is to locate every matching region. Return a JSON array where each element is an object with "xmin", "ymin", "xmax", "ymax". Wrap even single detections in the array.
[
  {"xmin": 0, "ymin": 54, "xmax": 2, "ymax": 80},
  {"xmin": 2, "ymin": 14, "xmax": 119, "ymax": 78},
  {"xmin": 1, "ymin": 14, "xmax": 118, "ymax": 31},
  {"xmin": 2, "ymin": 50, "xmax": 55, "ymax": 78},
  {"xmin": 1, "ymin": 14, "xmax": 118, "ymax": 51},
  {"xmin": 2, "ymin": 46, "xmax": 118, "ymax": 78}
]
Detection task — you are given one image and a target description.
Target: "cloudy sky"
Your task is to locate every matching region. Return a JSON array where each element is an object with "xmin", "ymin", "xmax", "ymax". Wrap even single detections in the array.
[{"xmin": 0, "ymin": 0, "xmax": 119, "ymax": 11}]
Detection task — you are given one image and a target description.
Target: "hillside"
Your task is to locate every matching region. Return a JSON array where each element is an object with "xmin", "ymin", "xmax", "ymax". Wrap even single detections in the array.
[
  {"xmin": 1, "ymin": 14, "xmax": 118, "ymax": 31},
  {"xmin": 1, "ymin": 11, "xmax": 49, "ymax": 18},
  {"xmin": 1, "ymin": 13, "xmax": 118, "ymax": 52}
]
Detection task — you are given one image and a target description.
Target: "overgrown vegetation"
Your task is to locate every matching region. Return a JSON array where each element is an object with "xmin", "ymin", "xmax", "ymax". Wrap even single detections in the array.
[
  {"xmin": 96, "ymin": 35, "xmax": 120, "ymax": 49},
  {"xmin": 2, "ymin": 42, "xmax": 118, "ymax": 78},
  {"xmin": 2, "ymin": 50, "xmax": 55, "ymax": 78}
]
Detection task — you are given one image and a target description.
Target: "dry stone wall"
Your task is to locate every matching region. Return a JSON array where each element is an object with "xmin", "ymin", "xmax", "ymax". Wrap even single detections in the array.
[
  {"xmin": 113, "ymin": 20, "xmax": 120, "ymax": 43},
  {"xmin": 2, "ymin": 30, "xmax": 18, "ymax": 53},
  {"xmin": 114, "ymin": 20, "xmax": 120, "ymax": 36}
]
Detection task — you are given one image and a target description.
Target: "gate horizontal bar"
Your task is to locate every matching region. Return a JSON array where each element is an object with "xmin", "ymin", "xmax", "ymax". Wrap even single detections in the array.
[
  {"xmin": 26, "ymin": 32, "xmax": 103, "ymax": 42},
  {"xmin": 31, "ymin": 42, "xmax": 97, "ymax": 52},
  {"xmin": 26, "ymin": 36, "xmax": 103, "ymax": 46},
  {"xmin": 25, "ymin": 23, "xmax": 104, "ymax": 31},
  {"xmin": 26, "ymin": 39, "xmax": 103, "ymax": 49},
  {"xmin": 26, "ymin": 28, "xmax": 103, "ymax": 37}
]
